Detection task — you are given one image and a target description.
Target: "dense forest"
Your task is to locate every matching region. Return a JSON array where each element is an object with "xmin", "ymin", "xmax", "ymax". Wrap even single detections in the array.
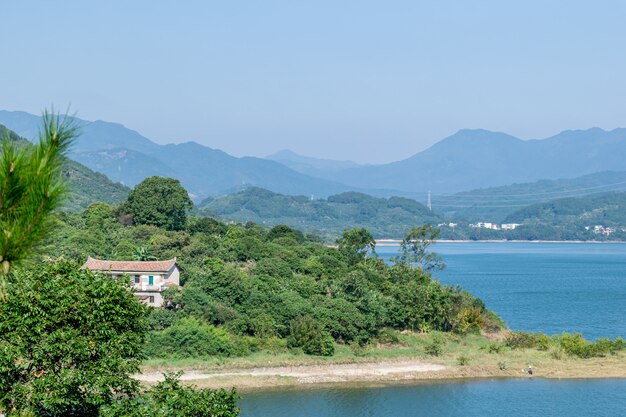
[{"xmin": 199, "ymin": 187, "xmax": 442, "ymax": 240}]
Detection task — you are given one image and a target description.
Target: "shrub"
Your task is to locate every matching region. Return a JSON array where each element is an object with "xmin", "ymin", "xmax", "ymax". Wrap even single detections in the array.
[
  {"xmin": 376, "ymin": 328, "xmax": 400, "ymax": 344},
  {"xmin": 457, "ymin": 355, "xmax": 470, "ymax": 366},
  {"xmin": 287, "ymin": 316, "xmax": 335, "ymax": 356},
  {"xmin": 487, "ymin": 342, "xmax": 504, "ymax": 354},
  {"xmin": 425, "ymin": 334, "xmax": 445, "ymax": 356},
  {"xmin": 145, "ymin": 317, "xmax": 239, "ymax": 358},
  {"xmin": 497, "ymin": 361, "xmax": 507, "ymax": 370},
  {"xmin": 101, "ymin": 372, "xmax": 239, "ymax": 417},
  {"xmin": 505, "ymin": 332, "xmax": 550, "ymax": 349}
]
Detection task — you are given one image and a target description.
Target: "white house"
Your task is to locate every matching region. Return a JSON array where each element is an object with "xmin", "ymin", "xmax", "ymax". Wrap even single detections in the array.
[{"xmin": 83, "ymin": 257, "xmax": 180, "ymax": 307}]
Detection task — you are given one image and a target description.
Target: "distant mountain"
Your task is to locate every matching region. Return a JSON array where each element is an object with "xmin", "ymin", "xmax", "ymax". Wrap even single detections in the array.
[
  {"xmin": 0, "ymin": 111, "xmax": 353, "ymax": 200},
  {"xmin": 266, "ymin": 149, "xmax": 361, "ymax": 178},
  {"xmin": 198, "ymin": 187, "xmax": 442, "ymax": 240},
  {"xmin": 0, "ymin": 123, "xmax": 129, "ymax": 211},
  {"xmin": 434, "ymin": 171, "xmax": 626, "ymax": 223},
  {"xmin": 327, "ymin": 128, "xmax": 626, "ymax": 194}
]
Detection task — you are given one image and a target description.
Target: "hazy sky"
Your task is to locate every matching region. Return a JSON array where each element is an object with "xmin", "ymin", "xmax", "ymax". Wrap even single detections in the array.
[{"xmin": 2, "ymin": 1, "xmax": 626, "ymax": 163}]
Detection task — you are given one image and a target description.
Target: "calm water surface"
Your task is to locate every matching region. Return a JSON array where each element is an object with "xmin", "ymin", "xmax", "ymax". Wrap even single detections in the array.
[
  {"xmin": 240, "ymin": 379, "xmax": 626, "ymax": 417},
  {"xmin": 240, "ymin": 243, "xmax": 626, "ymax": 417}
]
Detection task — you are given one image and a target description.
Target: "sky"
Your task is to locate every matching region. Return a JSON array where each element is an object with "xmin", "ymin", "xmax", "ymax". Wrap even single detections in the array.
[{"xmin": 2, "ymin": 1, "xmax": 626, "ymax": 163}]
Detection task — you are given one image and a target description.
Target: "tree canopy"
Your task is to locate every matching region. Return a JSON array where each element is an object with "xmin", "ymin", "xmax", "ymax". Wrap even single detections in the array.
[{"xmin": 121, "ymin": 176, "xmax": 193, "ymax": 231}]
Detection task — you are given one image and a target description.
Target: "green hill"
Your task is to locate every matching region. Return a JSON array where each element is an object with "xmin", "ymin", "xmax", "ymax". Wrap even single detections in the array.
[
  {"xmin": 1, "ymin": 124, "xmax": 129, "ymax": 211},
  {"xmin": 198, "ymin": 187, "xmax": 442, "ymax": 240},
  {"xmin": 434, "ymin": 171, "xmax": 626, "ymax": 223}
]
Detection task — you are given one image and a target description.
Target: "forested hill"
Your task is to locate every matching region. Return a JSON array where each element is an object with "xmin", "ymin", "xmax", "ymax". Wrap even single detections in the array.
[
  {"xmin": 504, "ymin": 191, "xmax": 626, "ymax": 228},
  {"xmin": 0, "ymin": 124, "xmax": 129, "ymax": 211},
  {"xmin": 434, "ymin": 171, "xmax": 626, "ymax": 223},
  {"xmin": 198, "ymin": 187, "xmax": 442, "ymax": 240}
]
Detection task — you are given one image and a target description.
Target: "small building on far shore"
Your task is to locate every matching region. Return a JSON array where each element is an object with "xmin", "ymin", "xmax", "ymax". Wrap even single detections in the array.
[{"xmin": 82, "ymin": 257, "xmax": 180, "ymax": 307}]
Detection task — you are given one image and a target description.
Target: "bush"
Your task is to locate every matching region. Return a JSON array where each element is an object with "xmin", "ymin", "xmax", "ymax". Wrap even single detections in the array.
[
  {"xmin": 425, "ymin": 334, "xmax": 445, "ymax": 356},
  {"xmin": 487, "ymin": 342, "xmax": 504, "ymax": 354},
  {"xmin": 457, "ymin": 355, "xmax": 470, "ymax": 366},
  {"xmin": 505, "ymin": 332, "xmax": 551, "ymax": 349},
  {"xmin": 558, "ymin": 333, "xmax": 626, "ymax": 358},
  {"xmin": 145, "ymin": 317, "xmax": 239, "ymax": 358},
  {"xmin": 376, "ymin": 328, "xmax": 400, "ymax": 344},
  {"xmin": 287, "ymin": 316, "xmax": 335, "ymax": 356},
  {"xmin": 101, "ymin": 372, "xmax": 239, "ymax": 417}
]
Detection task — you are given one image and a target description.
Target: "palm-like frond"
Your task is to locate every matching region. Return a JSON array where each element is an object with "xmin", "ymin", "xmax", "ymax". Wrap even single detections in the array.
[{"xmin": 0, "ymin": 110, "xmax": 78, "ymax": 274}]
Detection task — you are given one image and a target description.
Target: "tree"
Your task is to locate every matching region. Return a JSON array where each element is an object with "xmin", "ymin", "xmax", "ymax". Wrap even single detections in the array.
[
  {"xmin": 336, "ymin": 228, "xmax": 376, "ymax": 265},
  {"xmin": 121, "ymin": 177, "xmax": 193, "ymax": 231},
  {"xmin": 0, "ymin": 111, "xmax": 77, "ymax": 275},
  {"xmin": 395, "ymin": 225, "xmax": 445, "ymax": 274},
  {"xmin": 0, "ymin": 262, "xmax": 149, "ymax": 415}
]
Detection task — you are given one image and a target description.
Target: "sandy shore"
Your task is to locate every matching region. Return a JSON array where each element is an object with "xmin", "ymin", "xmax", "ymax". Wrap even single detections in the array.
[{"xmin": 136, "ymin": 356, "xmax": 626, "ymax": 390}]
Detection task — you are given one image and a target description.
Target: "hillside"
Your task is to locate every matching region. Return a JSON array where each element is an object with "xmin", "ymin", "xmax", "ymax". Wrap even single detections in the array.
[
  {"xmin": 504, "ymin": 192, "xmax": 626, "ymax": 228},
  {"xmin": 0, "ymin": 123, "xmax": 129, "ymax": 211},
  {"xmin": 434, "ymin": 171, "xmax": 626, "ymax": 222},
  {"xmin": 198, "ymin": 187, "xmax": 442, "ymax": 240},
  {"xmin": 0, "ymin": 111, "xmax": 354, "ymax": 200}
]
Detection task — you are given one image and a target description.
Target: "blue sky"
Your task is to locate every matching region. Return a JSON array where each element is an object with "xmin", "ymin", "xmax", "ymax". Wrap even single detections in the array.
[{"xmin": 2, "ymin": 1, "xmax": 626, "ymax": 163}]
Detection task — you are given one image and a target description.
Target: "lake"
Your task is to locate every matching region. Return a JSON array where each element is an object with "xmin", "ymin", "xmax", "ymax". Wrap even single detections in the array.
[
  {"xmin": 240, "ymin": 378, "xmax": 626, "ymax": 417},
  {"xmin": 240, "ymin": 242, "xmax": 626, "ymax": 417}
]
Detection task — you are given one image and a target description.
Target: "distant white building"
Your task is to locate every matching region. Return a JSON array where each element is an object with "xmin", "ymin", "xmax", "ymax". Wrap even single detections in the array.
[
  {"xmin": 593, "ymin": 225, "xmax": 615, "ymax": 236},
  {"xmin": 83, "ymin": 258, "xmax": 180, "ymax": 307},
  {"xmin": 501, "ymin": 223, "xmax": 521, "ymax": 230},
  {"xmin": 470, "ymin": 222, "xmax": 500, "ymax": 230},
  {"xmin": 437, "ymin": 222, "xmax": 458, "ymax": 228}
]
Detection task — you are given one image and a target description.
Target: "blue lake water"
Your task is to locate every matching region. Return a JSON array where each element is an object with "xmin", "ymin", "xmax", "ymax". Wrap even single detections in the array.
[
  {"xmin": 240, "ymin": 242, "xmax": 626, "ymax": 417},
  {"xmin": 240, "ymin": 378, "xmax": 626, "ymax": 417}
]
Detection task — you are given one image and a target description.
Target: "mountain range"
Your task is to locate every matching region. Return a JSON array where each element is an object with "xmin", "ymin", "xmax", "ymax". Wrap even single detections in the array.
[
  {"xmin": 2, "ymin": 110, "xmax": 626, "ymax": 201},
  {"xmin": 0, "ymin": 111, "xmax": 352, "ymax": 201}
]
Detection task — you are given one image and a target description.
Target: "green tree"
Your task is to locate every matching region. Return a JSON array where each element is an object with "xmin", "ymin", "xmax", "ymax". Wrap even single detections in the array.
[
  {"xmin": 0, "ymin": 262, "xmax": 148, "ymax": 415},
  {"xmin": 121, "ymin": 176, "xmax": 193, "ymax": 231},
  {"xmin": 395, "ymin": 225, "xmax": 445, "ymax": 274},
  {"xmin": 0, "ymin": 111, "xmax": 78, "ymax": 275},
  {"xmin": 336, "ymin": 228, "xmax": 376, "ymax": 265}
]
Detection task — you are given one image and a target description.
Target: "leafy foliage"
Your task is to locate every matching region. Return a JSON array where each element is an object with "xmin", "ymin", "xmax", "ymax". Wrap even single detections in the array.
[
  {"xmin": 199, "ymin": 187, "xmax": 442, "ymax": 240},
  {"xmin": 0, "ymin": 262, "xmax": 149, "ymax": 415},
  {"xmin": 101, "ymin": 372, "xmax": 240, "ymax": 417},
  {"xmin": 121, "ymin": 176, "xmax": 193, "ymax": 231}
]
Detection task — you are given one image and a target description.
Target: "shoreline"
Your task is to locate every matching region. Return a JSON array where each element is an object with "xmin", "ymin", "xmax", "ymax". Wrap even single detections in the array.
[
  {"xmin": 137, "ymin": 355, "xmax": 626, "ymax": 392},
  {"xmin": 375, "ymin": 239, "xmax": 626, "ymax": 246}
]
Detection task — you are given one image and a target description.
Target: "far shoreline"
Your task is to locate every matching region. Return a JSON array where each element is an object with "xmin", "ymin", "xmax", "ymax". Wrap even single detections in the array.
[{"xmin": 375, "ymin": 239, "xmax": 626, "ymax": 246}]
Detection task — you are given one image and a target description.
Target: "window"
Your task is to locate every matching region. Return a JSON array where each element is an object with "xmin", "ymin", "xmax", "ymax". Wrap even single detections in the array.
[
  {"xmin": 134, "ymin": 275, "xmax": 140, "ymax": 284},
  {"xmin": 149, "ymin": 296, "xmax": 155, "ymax": 304},
  {"xmin": 148, "ymin": 275, "xmax": 154, "ymax": 285}
]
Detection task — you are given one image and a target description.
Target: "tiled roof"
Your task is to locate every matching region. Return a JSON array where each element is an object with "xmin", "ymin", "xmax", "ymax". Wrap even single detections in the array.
[{"xmin": 83, "ymin": 257, "xmax": 177, "ymax": 273}]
